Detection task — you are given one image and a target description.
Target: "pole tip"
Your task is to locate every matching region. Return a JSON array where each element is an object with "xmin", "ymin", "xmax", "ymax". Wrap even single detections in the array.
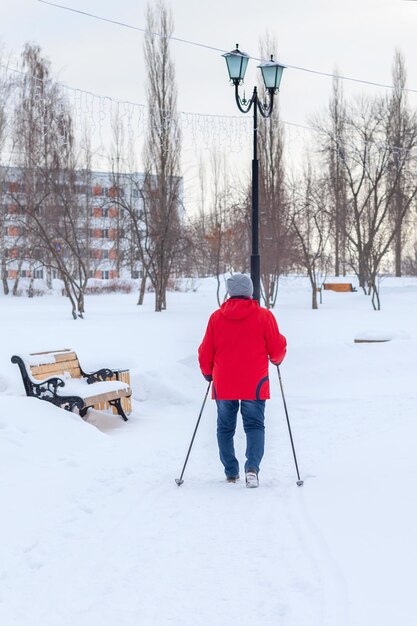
[
  {"xmin": 296, "ymin": 480, "xmax": 304, "ymax": 487},
  {"xmin": 175, "ymin": 478, "xmax": 184, "ymax": 486}
]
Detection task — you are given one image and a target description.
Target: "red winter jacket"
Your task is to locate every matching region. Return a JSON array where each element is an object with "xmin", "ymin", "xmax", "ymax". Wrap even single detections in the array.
[{"xmin": 198, "ymin": 298, "xmax": 287, "ymax": 400}]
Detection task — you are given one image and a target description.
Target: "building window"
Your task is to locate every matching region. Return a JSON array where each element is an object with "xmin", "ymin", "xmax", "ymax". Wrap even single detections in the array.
[
  {"xmin": 74, "ymin": 183, "xmax": 87, "ymax": 195},
  {"xmin": 103, "ymin": 250, "xmax": 109, "ymax": 260},
  {"xmin": 12, "ymin": 248, "xmax": 20, "ymax": 259},
  {"xmin": 103, "ymin": 229, "xmax": 109, "ymax": 238},
  {"xmin": 7, "ymin": 226, "xmax": 21, "ymax": 237},
  {"xmin": 33, "ymin": 269, "xmax": 44, "ymax": 279},
  {"xmin": 102, "ymin": 270, "xmax": 109, "ymax": 280},
  {"xmin": 103, "ymin": 208, "xmax": 109, "ymax": 218}
]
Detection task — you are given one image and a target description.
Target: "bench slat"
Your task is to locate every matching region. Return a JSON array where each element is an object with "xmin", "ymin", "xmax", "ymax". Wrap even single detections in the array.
[
  {"xmin": 54, "ymin": 351, "xmax": 78, "ymax": 363},
  {"xmin": 32, "ymin": 367, "xmax": 82, "ymax": 380},
  {"xmin": 31, "ymin": 360, "xmax": 81, "ymax": 377}
]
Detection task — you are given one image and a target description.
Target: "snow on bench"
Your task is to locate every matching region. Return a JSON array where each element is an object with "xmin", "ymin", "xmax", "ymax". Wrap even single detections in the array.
[
  {"xmin": 354, "ymin": 331, "xmax": 393, "ymax": 344},
  {"xmin": 11, "ymin": 349, "xmax": 132, "ymax": 421}
]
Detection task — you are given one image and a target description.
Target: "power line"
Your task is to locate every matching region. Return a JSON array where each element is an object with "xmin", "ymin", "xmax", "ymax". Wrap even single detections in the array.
[
  {"xmin": 36, "ymin": 0, "xmax": 417, "ymax": 95},
  {"xmin": 37, "ymin": 0, "xmax": 226, "ymax": 54}
]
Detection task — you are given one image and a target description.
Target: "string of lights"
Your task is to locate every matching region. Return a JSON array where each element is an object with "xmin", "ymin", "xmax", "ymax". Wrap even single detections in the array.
[{"xmin": 0, "ymin": 62, "xmax": 412, "ymax": 158}]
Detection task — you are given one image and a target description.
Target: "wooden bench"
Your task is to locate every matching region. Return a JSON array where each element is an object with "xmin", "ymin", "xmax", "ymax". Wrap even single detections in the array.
[
  {"xmin": 323, "ymin": 283, "xmax": 356, "ymax": 292},
  {"xmin": 11, "ymin": 349, "xmax": 132, "ymax": 422}
]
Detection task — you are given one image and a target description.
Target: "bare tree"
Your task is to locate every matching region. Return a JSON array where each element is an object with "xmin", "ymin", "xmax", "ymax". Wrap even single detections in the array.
[
  {"xmin": 189, "ymin": 149, "xmax": 249, "ymax": 305},
  {"xmin": 0, "ymin": 47, "xmax": 13, "ymax": 295},
  {"xmin": 327, "ymin": 73, "xmax": 348, "ymax": 277},
  {"xmin": 290, "ymin": 163, "xmax": 332, "ymax": 309},
  {"xmin": 8, "ymin": 43, "xmax": 91, "ymax": 318},
  {"xmin": 312, "ymin": 72, "xmax": 348, "ymax": 278},
  {"xmin": 143, "ymin": 0, "xmax": 182, "ymax": 312},
  {"xmin": 387, "ymin": 50, "xmax": 414, "ymax": 277},
  {"xmin": 257, "ymin": 34, "xmax": 293, "ymax": 308},
  {"xmin": 336, "ymin": 95, "xmax": 417, "ymax": 308}
]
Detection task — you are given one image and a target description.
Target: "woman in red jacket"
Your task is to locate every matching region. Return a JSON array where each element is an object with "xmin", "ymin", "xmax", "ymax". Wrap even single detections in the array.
[{"xmin": 198, "ymin": 273, "xmax": 287, "ymax": 488}]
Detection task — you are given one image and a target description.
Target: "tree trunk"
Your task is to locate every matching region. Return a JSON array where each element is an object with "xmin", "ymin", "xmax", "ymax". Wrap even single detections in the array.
[
  {"xmin": 335, "ymin": 190, "xmax": 340, "ymax": 277},
  {"xmin": 311, "ymin": 285, "xmax": 318, "ymax": 310},
  {"xmin": 216, "ymin": 272, "xmax": 221, "ymax": 307},
  {"xmin": 154, "ymin": 276, "xmax": 163, "ymax": 312},
  {"xmin": 46, "ymin": 267, "xmax": 53, "ymax": 289},
  {"xmin": 62, "ymin": 276, "xmax": 77, "ymax": 319},
  {"xmin": 271, "ymin": 275, "xmax": 279, "ymax": 308},
  {"xmin": 12, "ymin": 259, "xmax": 24, "ymax": 296},
  {"xmin": 1, "ymin": 259, "xmax": 9, "ymax": 295},
  {"xmin": 358, "ymin": 254, "xmax": 368, "ymax": 292},
  {"xmin": 261, "ymin": 274, "xmax": 271, "ymax": 309},
  {"xmin": 371, "ymin": 283, "xmax": 381, "ymax": 311},
  {"xmin": 395, "ymin": 216, "xmax": 402, "ymax": 277},
  {"xmin": 161, "ymin": 278, "xmax": 167, "ymax": 310},
  {"xmin": 137, "ymin": 273, "xmax": 147, "ymax": 305},
  {"xmin": 28, "ymin": 277, "xmax": 34, "ymax": 298},
  {"xmin": 77, "ymin": 291, "xmax": 85, "ymax": 318}
]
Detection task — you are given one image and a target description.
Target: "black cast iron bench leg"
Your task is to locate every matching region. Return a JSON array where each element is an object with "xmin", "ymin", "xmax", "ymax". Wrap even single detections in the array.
[{"xmin": 108, "ymin": 398, "xmax": 129, "ymax": 422}]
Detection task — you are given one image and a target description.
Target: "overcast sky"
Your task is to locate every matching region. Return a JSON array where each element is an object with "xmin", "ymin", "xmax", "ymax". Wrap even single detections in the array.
[
  {"xmin": 2, "ymin": 0, "xmax": 417, "ymax": 204},
  {"xmin": 3, "ymin": 0, "xmax": 417, "ymax": 120}
]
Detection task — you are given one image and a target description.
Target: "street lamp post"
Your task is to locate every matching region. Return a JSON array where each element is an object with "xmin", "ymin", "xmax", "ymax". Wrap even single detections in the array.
[{"xmin": 223, "ymin": 45, "xmax": 285, "ymax": 303}]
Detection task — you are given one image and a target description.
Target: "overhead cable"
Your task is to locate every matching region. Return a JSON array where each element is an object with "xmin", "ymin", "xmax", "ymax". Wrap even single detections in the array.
[{"xmin": 36, "ymin": 0, "xmax": 417, "ymax": 95}]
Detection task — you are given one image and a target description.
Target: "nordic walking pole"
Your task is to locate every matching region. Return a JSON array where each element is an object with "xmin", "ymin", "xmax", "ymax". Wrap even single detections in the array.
[
  {"xmin": 175, "ymin": 381, "xmax": 212, "ymax": 486},
  {"xmin": 276, "ymin": 366, "xmax": 304, "ymax": 487}
]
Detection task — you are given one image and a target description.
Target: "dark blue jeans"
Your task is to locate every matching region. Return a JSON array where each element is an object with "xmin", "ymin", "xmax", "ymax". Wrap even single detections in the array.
[{"xmin": 215, "ymin": 399, "xmax": 266, "ymax": 477}]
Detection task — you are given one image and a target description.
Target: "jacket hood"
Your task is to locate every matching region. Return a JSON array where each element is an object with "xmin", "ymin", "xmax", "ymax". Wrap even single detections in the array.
[{"xmin": 220, "ymin": 297, "xmax": 259, "ymax": 321}]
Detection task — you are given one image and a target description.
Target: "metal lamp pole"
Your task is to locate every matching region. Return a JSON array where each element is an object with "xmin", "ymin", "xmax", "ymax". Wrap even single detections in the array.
[
  {"xmin": 251, "ymin": 86, "xmax": 261, "ymax": 303},
  {"xmin": 223, "ymin": 46, "xmax": 285, "ymax": 303}
]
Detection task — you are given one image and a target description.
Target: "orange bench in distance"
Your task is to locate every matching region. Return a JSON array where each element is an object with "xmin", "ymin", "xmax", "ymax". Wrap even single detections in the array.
[{"xmin": 323, "ymin": 283, "xmax": 356, "ymax": 292}]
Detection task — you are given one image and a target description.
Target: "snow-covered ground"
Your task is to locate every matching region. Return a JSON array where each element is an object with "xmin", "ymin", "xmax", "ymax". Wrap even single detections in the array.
[{"xmin": 1, "ymin": 276, "xmax": 417, "ymax": 626}]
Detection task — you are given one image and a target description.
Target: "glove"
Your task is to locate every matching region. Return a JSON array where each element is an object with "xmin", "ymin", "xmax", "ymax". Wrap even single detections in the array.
[{"xmin": 203, "ymin": 374, "xmax": 213, "ymax": 382}]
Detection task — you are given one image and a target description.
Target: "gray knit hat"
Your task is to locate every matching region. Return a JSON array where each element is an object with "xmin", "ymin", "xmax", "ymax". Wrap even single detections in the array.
[{"xmin": 226, "ymin": 273, "xmax": 253, "ymax": 298}]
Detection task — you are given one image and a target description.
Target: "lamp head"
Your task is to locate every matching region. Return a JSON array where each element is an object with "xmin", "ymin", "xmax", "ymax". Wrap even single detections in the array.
[
  {"xmin": 257, "ymin": 55, "xmax": 285, "ymax": 93},
  {"xmin": 222, "ymin": 44, "xmax": 250, "ymax": 85}
]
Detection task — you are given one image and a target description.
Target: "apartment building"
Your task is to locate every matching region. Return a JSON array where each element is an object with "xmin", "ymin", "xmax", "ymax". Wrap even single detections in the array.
[{"xmin": 1, "ymin": 169, "xmax": 146, "ymax": 282}]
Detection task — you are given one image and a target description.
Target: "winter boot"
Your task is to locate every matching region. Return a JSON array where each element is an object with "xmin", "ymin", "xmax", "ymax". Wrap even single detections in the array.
[
  {"xmin": 245, "ymin": 470, "xmax": 259, "ymax": 489},
  {"xmin": 226, "ymin": 475, "xmax": 239, "ymax": 484}
]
